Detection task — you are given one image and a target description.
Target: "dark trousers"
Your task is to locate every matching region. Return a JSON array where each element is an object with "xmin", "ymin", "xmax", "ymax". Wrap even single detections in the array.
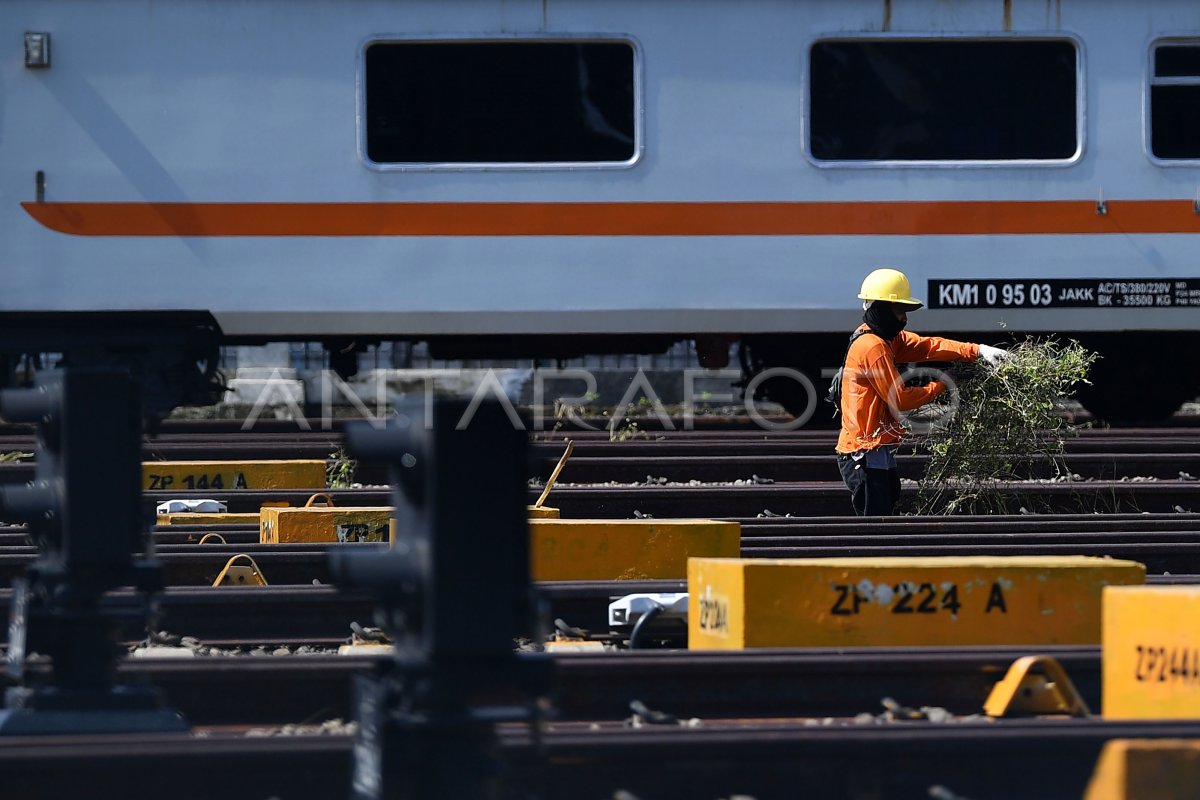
[{"xmin": 836, "ymin": 454, "xmax": 901, "ymax": 516}]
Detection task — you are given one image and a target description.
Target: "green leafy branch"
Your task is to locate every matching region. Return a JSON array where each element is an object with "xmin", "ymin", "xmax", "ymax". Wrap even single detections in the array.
[{"xmin": 911, "ymin": 338, "xmax": 1098, "ymax": 515}]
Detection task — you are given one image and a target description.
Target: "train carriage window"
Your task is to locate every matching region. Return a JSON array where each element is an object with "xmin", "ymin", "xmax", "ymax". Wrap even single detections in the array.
[
  {"xmin": 1150, "ymin": 42, "xmax": 1200, "ymax": 160},
  {"xmin": 364, "ymin": 40, "xmax": 636, "ymax": 165},
  {"xmin": 809, "ymin": 39, "xmax": 1078, "ymax": 162}
]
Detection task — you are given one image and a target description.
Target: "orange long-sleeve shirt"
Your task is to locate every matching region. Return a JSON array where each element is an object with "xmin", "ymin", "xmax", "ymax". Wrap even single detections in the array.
[{"xmin": 835, "ymin": 325, "xmax": 979, "ymax": 454}]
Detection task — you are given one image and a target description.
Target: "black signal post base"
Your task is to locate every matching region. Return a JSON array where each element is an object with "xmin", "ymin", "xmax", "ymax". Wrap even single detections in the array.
[
  {"xmin": 0, "ymin": 688, "xmax": 188, "ymax": 736},
  {"xmin": 0, "ymin": 369, "xmax": 187, "ymax": 736},
  {"xmin": 332, "ymin": 399, "xmax": 551, "ymax": 800}
]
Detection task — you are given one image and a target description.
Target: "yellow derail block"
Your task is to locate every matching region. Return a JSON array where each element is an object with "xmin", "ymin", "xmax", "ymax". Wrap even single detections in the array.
[
  {"xmin": 1085, "ymin": 740, "xmax": 1200, "ymax": 800},
  {"xmin": 157, "ymin": 512, "xmax": 262, "ymax": 525},
  {"xmin": 530, "ymin": 519, "xmax": 740, "ymax": 581},
  {"xmin": 144, "ymin": 460, "xmax": 327, "ymax": 492},
  {"xmin": 1102, "ymin": 586, "xmax": 1200, "ymax": 719},
  {"xmin": 260, "ymin": 506, "xmax": 394, "ymax": 544},
  {"xmin": 688, "ymin": 556, "xmax": 1144, "ymax": 650}
]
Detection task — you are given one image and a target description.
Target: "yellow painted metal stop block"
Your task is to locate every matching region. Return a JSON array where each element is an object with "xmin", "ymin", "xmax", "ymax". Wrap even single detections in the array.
[
  {"xmin": 213, "ymin": 554, "xmax": 268, "ymax": 586},
  {"xmin": 1102, "ymin": 586, "xmax": 1200, "ymax": 719},
  {"xmin": 260, "ymin": 503, "xmax": 393, "ymax": 544},
  {"xmin": 157, "ymin": 512, "xmax": 262, "ymax": 525},
  {"xmin": 688, "ymin": 556, "xmax": 1144, "ymax": 650},
  {"xmin": 527, "ymin": 505, "xmax": 561, "ymax": 519},
  {"xmin": 1085, "ymin": 739, "xmax": 1200, "ymax": 800},
  {"xmin": 983, "ymin": 655, "xmax": 1091, "ymax": 717},
  {"xmin": 530, "ymin": 519, "xmax": 740, "ymax": 581},
  {"xmin": 143, "ymin": 460, "xmax": 327, "ymax": 491}
]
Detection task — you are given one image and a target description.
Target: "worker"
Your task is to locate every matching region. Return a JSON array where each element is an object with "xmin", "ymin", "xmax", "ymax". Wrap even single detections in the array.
[{"xmin": 833, "ymin": 268, "xmax": 1006, "ymax": 515}]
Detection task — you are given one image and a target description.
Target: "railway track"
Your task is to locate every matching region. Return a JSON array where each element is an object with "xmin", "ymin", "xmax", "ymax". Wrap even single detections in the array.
[
  {"xmin": 3, "ymin": 425, "xmax": 1195, "ymax": 516},
  {"xmin": 0, "ymin": 425, "xmax": 1195, "ymax": 539},
  {"xmin": 4, "ymin": 442, "xmax": 1199, "ymax": 481},
  {"xmin": 0, "ymin": 578, "xmax": 694, "ymax": 647},
  {"xmin": 5, "ymin": 450, "xmax": 1197, "ymax": 484},
  {"xmin": 0, "ymin": 572, "xmax": 1192, "ymax": 650},
  {"xmin": 1, "ymin": 420, "xmax": 1199, "ymax": 798},
  {"xmin": 112, "ymin": 478, "xmax": 1194, "ymax": 517},
  {"xmin": 3, "ymin": 421, "xmax": 1200, "ymax": 471},
  {"xmin": 5, "ymin": 529, "xmax": 1200, "ymax": 587},
  {"xmin": 0, "ymin": 645, "xmax": 1104, "ymax": 724},
  {"xmin": 2, "ymin": 510, "xmax": 1192, "ymax": 547},
  {"xmin": 8, "ymin": 717, "xmax": 1200, "ymax": 800}
]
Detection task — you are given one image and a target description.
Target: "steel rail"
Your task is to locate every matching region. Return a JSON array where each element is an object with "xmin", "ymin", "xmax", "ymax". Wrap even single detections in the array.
[
  {"xmin": 99, "ymin": 479, "xmax": 1200, "ymax": 517},
  {"xmin": 4, "ymin": 571, "xmax": 1168, "ymax": 648},
  {"xmin": 0, "ymin": 512, "xmax": 1191, "ymax": 547},
  {"xmin": 7, "ymin": 717, "xmax": 1200, "ymax": 799},
  {"xmin": 0, "ymin": 646, "xmax": 1098, "ymax": 725}
]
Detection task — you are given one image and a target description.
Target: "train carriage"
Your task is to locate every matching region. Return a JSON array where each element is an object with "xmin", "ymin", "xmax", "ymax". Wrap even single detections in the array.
[{"xmin": 3, "ymin": 0, "xmax": 1199, "ymax": 419}]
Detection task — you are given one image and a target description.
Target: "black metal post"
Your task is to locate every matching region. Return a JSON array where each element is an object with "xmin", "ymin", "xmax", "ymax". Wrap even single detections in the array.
[
  {"xmin": 0, "ymin": 368, "xmax": 186, "ymax": 734},
  {"xmin": 330, "ymin": 398, "xmax": 550, "ymax": 800}
]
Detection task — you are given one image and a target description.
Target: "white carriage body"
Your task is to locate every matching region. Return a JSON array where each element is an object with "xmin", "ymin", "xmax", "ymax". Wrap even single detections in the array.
[{"xmin": 2, "ymin": 0, "xmax": 1199, "ymax": 345}]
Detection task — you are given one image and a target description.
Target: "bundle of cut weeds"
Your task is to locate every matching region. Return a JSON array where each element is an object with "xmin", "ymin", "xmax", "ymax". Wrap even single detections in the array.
[{"xmin": 910, "ymin": 337, "xmax": 1098, "ymax": 515}]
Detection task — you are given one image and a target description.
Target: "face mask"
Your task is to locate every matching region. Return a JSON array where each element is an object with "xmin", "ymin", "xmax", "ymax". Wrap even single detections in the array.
[{"xmin": 863, "ymin": 301, "xmax": 907, "ymax": 340}]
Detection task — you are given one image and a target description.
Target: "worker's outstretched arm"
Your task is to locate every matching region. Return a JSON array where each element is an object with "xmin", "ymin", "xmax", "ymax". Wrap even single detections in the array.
[
  {"xmin": 858, "ymin": 347, "xmax": 945, "ymax": 413},
  {"xmin": 892, "ymin": 331, "xmax": 980, "ymax": 363}
]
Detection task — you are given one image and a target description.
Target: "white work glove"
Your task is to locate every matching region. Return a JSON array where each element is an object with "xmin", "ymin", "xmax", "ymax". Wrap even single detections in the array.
[{"xmin": 978, "ymin": 345, "xmax": 1008, "ymax": 365}]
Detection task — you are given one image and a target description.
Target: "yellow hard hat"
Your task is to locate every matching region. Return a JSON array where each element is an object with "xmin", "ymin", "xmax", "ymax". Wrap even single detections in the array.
[{"xmin": 858, "ymin": 268, "xmax": 923, "ymax": 307}]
